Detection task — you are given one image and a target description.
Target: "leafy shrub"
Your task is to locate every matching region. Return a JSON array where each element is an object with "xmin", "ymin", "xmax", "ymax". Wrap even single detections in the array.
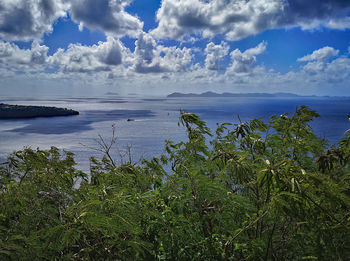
[{"xmin": 0, "ymin": 107, "xmax": 349, "ymax": 260}]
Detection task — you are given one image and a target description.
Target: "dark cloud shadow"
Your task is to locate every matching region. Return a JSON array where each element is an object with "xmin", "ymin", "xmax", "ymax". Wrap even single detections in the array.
[{"xmin": 9, "ymin": 109, "xmax": 155, "ymax": 134}]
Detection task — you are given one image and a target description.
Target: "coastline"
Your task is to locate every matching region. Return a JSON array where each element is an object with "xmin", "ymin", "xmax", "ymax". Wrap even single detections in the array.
[{"xmin": 0, "ymin": 103, "xmax": 79, "ymax": 119}]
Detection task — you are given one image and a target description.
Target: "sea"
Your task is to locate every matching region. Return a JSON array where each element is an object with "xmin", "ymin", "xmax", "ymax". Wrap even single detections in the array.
[{"xmin": 1, "ymin": 94, "xmax": 349, "ymax": 172}]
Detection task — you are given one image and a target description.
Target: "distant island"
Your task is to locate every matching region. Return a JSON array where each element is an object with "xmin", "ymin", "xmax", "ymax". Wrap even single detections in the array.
[
  {"xmin": 167, "ymin": 91, "xmax": 303, "ymax": 98},
  {"xmin": 105, "ymin": 92, "xmax": 119, "ymax": 96},
  {"xmin": 0, "ymin": 103, "xmax": 79, "ymax": 119}
]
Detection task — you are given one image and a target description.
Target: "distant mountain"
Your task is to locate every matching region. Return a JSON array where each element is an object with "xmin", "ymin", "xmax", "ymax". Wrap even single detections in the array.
[
  {"xmin": 105, "ymin": 92, "xmax": 119, "ymax": 95},
  {"xmin": 167, "ymin": 92, "xmax": 301, "ymax": 98},
  {"xmin": 0, "ymin": 103, "xmax": 79, "ymax": 119}
]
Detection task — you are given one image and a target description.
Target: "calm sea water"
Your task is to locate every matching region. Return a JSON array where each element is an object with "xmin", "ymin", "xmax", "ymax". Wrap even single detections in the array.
[{"xmin": 0, "ymin": 95, "xmax": 349, "ymax": 172}]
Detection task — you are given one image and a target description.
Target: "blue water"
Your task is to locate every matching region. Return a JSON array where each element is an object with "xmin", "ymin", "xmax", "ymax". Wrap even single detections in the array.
[{"xmin": 0, "ymin": 95, "xmax": 349, "ymax": 172}]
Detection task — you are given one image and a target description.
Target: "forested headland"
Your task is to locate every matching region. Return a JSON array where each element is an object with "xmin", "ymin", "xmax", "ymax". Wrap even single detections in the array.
[
  {"xmin": 0, "ymin": 103, "xmax": 79, "ymax": 119},
  {"xmin": 0, "ymin": 106, "xmax": 349, "ymax": 260}
]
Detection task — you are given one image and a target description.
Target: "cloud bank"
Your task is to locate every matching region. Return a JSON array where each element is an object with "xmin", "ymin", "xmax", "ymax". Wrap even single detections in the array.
[
  {"xmin": 0, "ymin": 0, "xmax": 349, "ymax": 95},
  {"xmin": 152, "ymin": 0, "xmax": 350, "ymax": 40}
]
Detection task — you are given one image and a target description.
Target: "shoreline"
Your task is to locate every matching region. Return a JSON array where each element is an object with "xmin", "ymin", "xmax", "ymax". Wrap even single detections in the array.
[{"xmin": 0, "ymin": 103, "xmax": 79, "ymax": 119}]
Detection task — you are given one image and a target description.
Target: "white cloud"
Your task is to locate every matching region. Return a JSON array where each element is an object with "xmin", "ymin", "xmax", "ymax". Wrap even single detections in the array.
[
  {"xmin": 30, "ymin": 41, "xmax": 49, "ymax": 64},
  {"xmin": 326, "ymin": 17, "xmax": 350, "ymax": 30},
  {"xmin": 297, "ymin": 46, "xmax": 345, "ymax": 84},
  {"xmin": 299, "ymin": 54, "xmax": 350, "ymax": 84},
  {"xmin": 0, "ymin": 0, "xmax": 68, "ymax": 41},
  {"xmin": 205, "ymin": 41, "xmax": 229, "ymax": 71},
  {"xmin": 69, "ymin": 0, "xmax": 143, "ymax": 38},
  {"xmin": 0, "ymin": 35, "xmax": 193, "ymax": 76},
  {"xmin": 132, "ymin": 33, "xmax": 193, "ymax": 73},
  {"xmin": 0, "ymin": 40, "xmax": 49, "ymax": 67},
  {"xmin": 50, "ymin": 36, "xmax": 124, "ymax": 73},
  {"xmin": 157, "ymin": 45, "xmax": 193, "ymax": 72},
  {"xmin": 134, "ymin": 32, "xmax": 157, "ymax": 72},
  {"xmin": 302, "ymin": 61, "xmax": 325, "ymax": 75},
  {"xmin": 152, "ymin": 0, "xmax": 350, "ymax": 41},
  {"xmin": 0, "ymin": 0, "xmax": 143, "ymax": 41},
  {"xmin": 323, "ymin": 57, "xmax": 350, "ymax": 83},
  {"xmin": 227, "ymin": 41, "xmax": 267, "ymax": 74},
  {"xmin": 298, "ymin": 46, "xmax": 339, "ymax": 62}
]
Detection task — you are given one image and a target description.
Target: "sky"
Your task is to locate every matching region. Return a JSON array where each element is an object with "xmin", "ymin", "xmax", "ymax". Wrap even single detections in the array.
[{"xmin": 0, "ymin": 0, "xmax": 350, "ymax": 96}]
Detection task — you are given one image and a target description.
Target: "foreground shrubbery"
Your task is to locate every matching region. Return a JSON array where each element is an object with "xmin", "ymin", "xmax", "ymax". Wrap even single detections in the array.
[{"xmin": 1, "ymin": 106, "xmax": 350, "ymax": 260}]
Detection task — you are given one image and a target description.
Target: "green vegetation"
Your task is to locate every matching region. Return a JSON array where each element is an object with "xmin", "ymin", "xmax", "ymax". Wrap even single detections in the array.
[{"xmin": 1, "ymin": 106, "xmax": 350, "ymax": 260}]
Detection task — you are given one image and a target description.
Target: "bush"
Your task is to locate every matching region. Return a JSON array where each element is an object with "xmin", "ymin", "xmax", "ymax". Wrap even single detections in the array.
[{"xmin": 0, "ymin": 107, "xmax": 349, "ymax": 260}]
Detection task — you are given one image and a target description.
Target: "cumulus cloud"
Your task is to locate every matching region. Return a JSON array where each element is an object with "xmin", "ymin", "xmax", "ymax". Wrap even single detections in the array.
[
  {"xmin": 0, "ymin": 0, "xmax": 68, "ymax": 41},
  {"xmin": 0, "ymin": 40, "xmax": 49, "ymax": 66},
  {"xmin": 0, "ymin": 0, "xmax": 143, "ymax": 41},
  {"xmin": 323, "ymin": 57, "xmax": 350, "ymax": 83},
  {"xmin": 297, "ymin": 46, "xmax": 339, "ymax": 62},
  {"xmin": 30, "ymin": 41, "xmax": 49, "ymax": 64},
  {"xmin": 0, "ymin": 35, "xmax": 193, "ymax": 76},
  {"xmin": 227, "ymin": 41, "xmax": 267, "ymax": 74},
  {"xmin": 158, "ymin": 46, "xmax": 193, "ymax": 72},
  {"xmin": 133, "ymin": 33, "xmax": 167, "ymax": 73},
  {"xmin": 225, "ymin": 45, "xmax": 350, "ymax": 90},
  {"xmin": 152, "ymin": 0, "xmax": 350, "ymax": 41},
  {"xmin": 69, "ymin": 0, "xmax": 143, "ymax": 38},
  {"xmin": 50, "ymin": 36, "xmax": 124, "ymax": 73},
  {"xmin": 132, "ymin": 33, "xmax": 193, "ymax": 73},
  {"xmin": 0, "ymin": 41, "xmax": 18, "ymax": 58},
  {"xmin": 205, "ymin": 41, "xmax": 229, "ymax": 70},
  {"xmin": 298, "ymin": 56, "xmax": 350, "ymax": 85},
  {"xmin": 294, "ymin": 47, "xmax": 350, "ymax": 91},
  {"xmin": 0, "ymin": 38, "xmax": 126, "ymax": 73}
]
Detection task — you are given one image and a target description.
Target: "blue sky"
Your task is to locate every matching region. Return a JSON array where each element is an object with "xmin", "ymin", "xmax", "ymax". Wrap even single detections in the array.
[{"xmin": 1, "ymin": 0, "xmax": 350, "ymax": 96}]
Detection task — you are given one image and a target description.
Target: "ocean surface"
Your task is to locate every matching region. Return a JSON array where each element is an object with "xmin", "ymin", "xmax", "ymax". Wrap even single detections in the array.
[{"xmin": 1, "ymin": 95, "xmax": 349, "ymax": 172}]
